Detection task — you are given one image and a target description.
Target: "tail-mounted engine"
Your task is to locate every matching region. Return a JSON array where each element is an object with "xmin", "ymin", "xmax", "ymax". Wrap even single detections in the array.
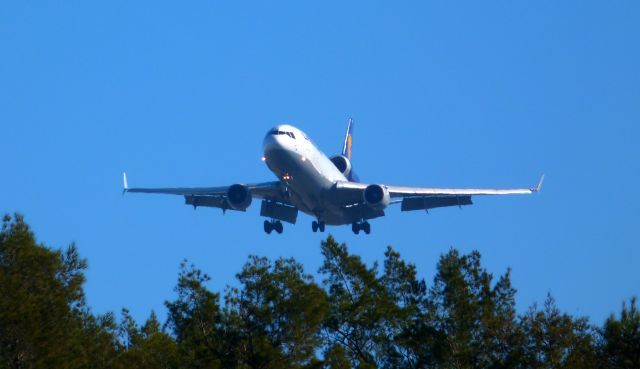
[
  {"xmin": 226, "ymin": 184, "xmax": 252, "ymax": 211},
  {"xmin": 330, "ymin": 155, "xmax": 353, "ymax": 177},
  {"xmin": 363, "ymin": 184, "xmax": 390, "ymax": 209}
]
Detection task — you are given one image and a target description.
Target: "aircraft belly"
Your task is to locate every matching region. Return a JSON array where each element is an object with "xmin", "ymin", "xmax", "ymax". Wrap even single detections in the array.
[
  {"xmin": 264, "ymin": 147, "xmax": 369, "ymax": 226},
  {"xmin": 264, "ymin": 148, "xmax": 332, "ymax": 216}
]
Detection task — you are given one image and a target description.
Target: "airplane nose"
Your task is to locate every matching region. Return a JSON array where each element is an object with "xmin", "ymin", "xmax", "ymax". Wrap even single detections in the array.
[{"xmin": 262, "ymin": 133, "xmax": 282, "ymax": 156}]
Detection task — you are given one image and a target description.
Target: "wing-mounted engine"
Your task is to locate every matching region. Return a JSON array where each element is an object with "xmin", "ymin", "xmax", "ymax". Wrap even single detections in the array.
[
  {"xmin": 184, "ymin": 184, "xmax": 253, "ymax": 211},
  {"xmin": 226, "ymin": 184, "xmax": 252, "ymax": 211},
  {"xmin": 363, "ymin": 184, "xmax": 390, "ymax": 209},
  {"xmin": 330, "ymin": 155, "xmax": 353, "ymax": 177}
]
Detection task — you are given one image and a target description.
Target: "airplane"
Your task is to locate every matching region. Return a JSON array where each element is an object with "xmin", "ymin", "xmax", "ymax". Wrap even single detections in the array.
[{"xmin": 123, "ymin": 119, "xmax": 543, "ymax": 234}]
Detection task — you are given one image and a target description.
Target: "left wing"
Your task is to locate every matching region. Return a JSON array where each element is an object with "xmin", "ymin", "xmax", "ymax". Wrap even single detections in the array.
[{"xmin": 334, "ymin": 175, "xmax": 544, "ymax": 212}]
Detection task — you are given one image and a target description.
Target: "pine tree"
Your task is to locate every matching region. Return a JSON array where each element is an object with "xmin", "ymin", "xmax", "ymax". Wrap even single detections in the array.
[{"xmin": 600, "ymin": 297, "xmax": 640, "ymax": 368}]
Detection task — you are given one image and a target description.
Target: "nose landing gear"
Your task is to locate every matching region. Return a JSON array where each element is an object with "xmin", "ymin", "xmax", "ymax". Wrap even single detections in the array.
[
  {"xmin": 264, "ymin": 219, "xmax": 284, "ymax": 234},
  {"xmin": 311, "ymin": 220, "xmax": 326, "ymax": 233},
  {"xmin": 351, "ymin": 221, "xmax": 371, "ymax": 235}
]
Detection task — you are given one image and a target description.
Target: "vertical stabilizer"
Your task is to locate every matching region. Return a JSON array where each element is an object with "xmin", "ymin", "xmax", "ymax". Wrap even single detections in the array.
[
  {"xmin": 341, "ymin": 118, "xmax": 354, "ymax": 160},
  {"xmin": 341, "ymin": 118, "xmax": 359, "ymax": 182}
]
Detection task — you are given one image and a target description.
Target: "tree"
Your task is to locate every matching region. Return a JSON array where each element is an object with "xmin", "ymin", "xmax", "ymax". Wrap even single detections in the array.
[
  {"xmin": 600, "ymin": 297, "xmax": 640, "ymax": 369},
  {"xmin": 5, "ymin": 215, "xmax": 638, "ymax": 368},
  {"xmin": 427, "ymin": 248, "xmax": 524, "ymax": 368},
  {"xmin": 0, "ymin": 213, "xmax": 123, "ymax": 369},
  {"xmin": 319, "ymin": 235, "xmax": 389, "ymax": 368},
  {"xmin": 116, "ymin": 310, "xmax": 179, "ymax": 369},
  {"xmin": 165, "ymin": 261, "xmax": 226, "ymax": 369},
  {"xmin": 1, "ymin": 214, "xmax": 83, "ymax": 368},
  {"xmin": 519, "ymin": 293, "xmax": 598, "ymax": 369},
  {"xmin": 377, "ymin": 246, "xmax": 429, "ymax": 368},
  {"xmin": 225, "ymin": 255, "xmax": 328, "ymax": 369},
  {"xmin": 319, "ymin": 236, "xmax": 433, "ymax": 369}
]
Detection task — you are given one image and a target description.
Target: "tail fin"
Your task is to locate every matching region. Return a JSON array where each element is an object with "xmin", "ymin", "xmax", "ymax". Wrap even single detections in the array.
[
  {"xmin": 341, "ymin": 118, "xmax": 360, "ymax": 182},
  {"xmin": 341, "ymin": 118, "xmax": 354, "ymax": 160}
]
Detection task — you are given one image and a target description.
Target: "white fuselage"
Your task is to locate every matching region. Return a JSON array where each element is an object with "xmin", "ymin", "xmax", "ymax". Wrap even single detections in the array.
[{"xmin": 262, "ymin": 124, "xmax": 351, "ymax": 224}]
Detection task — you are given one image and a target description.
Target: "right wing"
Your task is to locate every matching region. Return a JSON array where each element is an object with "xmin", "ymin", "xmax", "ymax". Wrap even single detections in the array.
[{"xmin": 122, "ymin": 173, "xmax": 290, "ymax": 210}]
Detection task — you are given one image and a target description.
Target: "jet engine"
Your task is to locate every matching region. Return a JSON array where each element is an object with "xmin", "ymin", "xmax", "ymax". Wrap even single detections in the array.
[
  {"xmin": 330, "ymin": 155, "xmax": 352, "ymax": 177},
  {"xmin": 226, "ymin": 184, "xmax": 252, "ymax": 211},
  {"xmin": 363, "ymin": 184, "xmax": 390, "ymax": 209}
]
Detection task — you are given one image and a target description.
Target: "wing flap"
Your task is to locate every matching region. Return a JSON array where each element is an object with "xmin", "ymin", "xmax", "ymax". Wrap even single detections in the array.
[
  {"xmin": 185, "ymin": 195, "xmax": 232, "ymax": 210},
  {"xmin": 401, "ymin": 196, "xmax": 472, "ymax": 211}
]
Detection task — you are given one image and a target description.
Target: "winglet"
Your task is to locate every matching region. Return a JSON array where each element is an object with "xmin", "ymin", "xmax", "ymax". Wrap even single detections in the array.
[
  {"xmin": 122, "ymin": 172, "xmax": 129, "ymax": 194},
  {"xmin": 532, "ymin": 174, "xmax": 545, "ymax": 192}
]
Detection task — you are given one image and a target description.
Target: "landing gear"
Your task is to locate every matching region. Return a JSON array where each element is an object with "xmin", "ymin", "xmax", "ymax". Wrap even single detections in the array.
[
  {"xmin": 264, "ymin": 220, "xmax": 283, "ymax": 234},
  {"xmin": 351, "ymin": 221, "xmax": 371, "ymax": 235},
  {"xmin": 312, "ymin": 220, "xmax": 326, "ymax": 233}
]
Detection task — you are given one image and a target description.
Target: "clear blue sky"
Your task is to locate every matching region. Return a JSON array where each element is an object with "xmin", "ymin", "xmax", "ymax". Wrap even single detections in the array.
[{"xmin": 1, "ymin": 1, "xmax": 638, "ymax": 324}]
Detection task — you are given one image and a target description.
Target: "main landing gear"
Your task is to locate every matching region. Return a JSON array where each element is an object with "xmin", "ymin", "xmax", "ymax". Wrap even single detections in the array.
[
  {"xmin": 311, "ymin": 220, "xmax": 326, "ymax": 233},
  {"xmin": 352, "ymin": 221, "xmax": 371, "ymax": 235},
  {"xmin": 264, "ymin": 219, "xmax": 283, "ymax": 234}
]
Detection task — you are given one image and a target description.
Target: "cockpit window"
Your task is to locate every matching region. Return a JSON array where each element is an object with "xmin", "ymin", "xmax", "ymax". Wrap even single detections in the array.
[{"xmin": 269, "ymin": 130, "xmax": 296, "ymax": 139}]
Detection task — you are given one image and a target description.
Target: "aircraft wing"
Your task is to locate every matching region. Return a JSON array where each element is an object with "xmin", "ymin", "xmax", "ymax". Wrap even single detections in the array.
[
  {"xmin": 122, "ymin": 173, "xmax": 289, "ymax": 208},
  {"xmin": 334, "ymin": 175, "xmax": 543, "ymax": 212}
]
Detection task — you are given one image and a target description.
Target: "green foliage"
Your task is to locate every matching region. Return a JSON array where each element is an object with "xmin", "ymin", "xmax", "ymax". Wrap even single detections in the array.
[
  {"xmin": 426, "ymin": 248, "xmax": 525, "ymax": 368},
  {"xmin": 600, "ymin": 297, "xmax": 640, "ymax": 368},
  {"xmin": 319, "ymin": 235, "xmax": 387, "ymax": 367},
  {"xmin": 519, "ymin": 293, "xmax": 598, "ymax": 369},
  {"xmin": 0, "ymin": 213, "xmax": 96, "ymax": 369},
  {"xmin": 224, "ymin": 255, "xmax": 329, "ymax": 368},
  {"xmin": 165, "ymin": 261, "xmax": 225, "ymax": 368},
  {"xmin": 117, "ymin": 310, "xmax": 179, "ymax": 369},
  {"xmin": 1, "ymin": 214, "xmax": 638, "ymax": 369},
  {"xmin": 319, "ymin": 236, "xmax": 432, "ymax": 368}
]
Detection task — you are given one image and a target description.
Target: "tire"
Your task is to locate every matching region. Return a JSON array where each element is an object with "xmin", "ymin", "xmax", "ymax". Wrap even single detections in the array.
[
  {"xmin": 352, "ymin": 223, "xmax": 360, "ymax": 234},
  {"xmin": 363, "ymin": 222, "xmax": 371, "ymax": 235},
  {"xmin": 319, "ymin": 222, "xmax": 325, "ymax": 232},
  {"xmin": 275, "ymin": 221, "xmax": 283, "ymax": 234},
  {"xmin": 312, "ymin": 221, "xmax": 318, "ymax": 232},
  {"xmin": 264, "ymin": 220, "xmax": 272, "ymax": 234}
]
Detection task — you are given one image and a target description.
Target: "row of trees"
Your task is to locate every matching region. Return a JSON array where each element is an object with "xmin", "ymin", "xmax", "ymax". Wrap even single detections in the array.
[{"xmin": 1, "ymin": 213, "xmax": 638, "ymax": 368}]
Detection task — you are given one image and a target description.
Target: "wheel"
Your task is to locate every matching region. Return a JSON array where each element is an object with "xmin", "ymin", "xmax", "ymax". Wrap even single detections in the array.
[
  {"xmin": 319, "ymin": 221, "xmax": 325, "ymax": 232},
  {"xmin": 312, "ymin": 221, "xmax": 318, "ymax": 232},
  {"xmin": 264, "ymin": 220, "xmax": 272, "ymax": 234},
  {"xmin": 275, "ymin": 221, "xmax": 283, "ymax": 234},
  {"xmin": 352, "ymin": 223, "xmax": 360, "ymax": 234},
  {"xmin": 363, "ymin": 221, "xmax": 371, "ymax": 235}
]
